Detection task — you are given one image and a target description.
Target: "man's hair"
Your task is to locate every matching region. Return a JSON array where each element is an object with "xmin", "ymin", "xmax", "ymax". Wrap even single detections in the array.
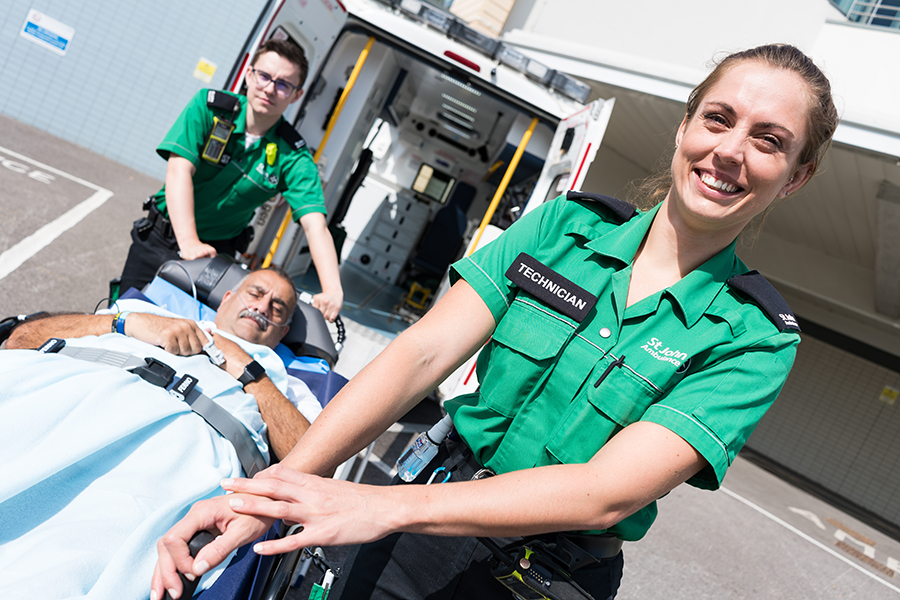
[
  {"xmin": 251, "ymin": 39, "xmax": 309, "ymax": 89},
  {"xmin": 231, "ymin": 265, "xmax": 298, "ymax": 325}
]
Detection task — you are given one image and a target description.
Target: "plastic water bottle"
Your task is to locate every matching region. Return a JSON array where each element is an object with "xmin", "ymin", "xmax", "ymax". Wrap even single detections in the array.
[{"xmin": 396, "ymin": 414, "xmax": 454, "ymax": 482}]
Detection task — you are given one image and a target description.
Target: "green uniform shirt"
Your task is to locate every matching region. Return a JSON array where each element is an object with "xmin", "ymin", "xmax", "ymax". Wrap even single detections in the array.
[
  {"xmin": 447, "ymin": 194, "xmax": 799, "ymax": 541},
  {"xmin": 154, "ymin": 89, "xmax": 325, "ymax": 241}
]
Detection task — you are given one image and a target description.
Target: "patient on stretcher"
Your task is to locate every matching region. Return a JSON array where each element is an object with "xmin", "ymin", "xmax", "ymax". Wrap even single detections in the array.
[{"xmin": 0, "ymin": 267, "xmax": 321, "ymax": 599}]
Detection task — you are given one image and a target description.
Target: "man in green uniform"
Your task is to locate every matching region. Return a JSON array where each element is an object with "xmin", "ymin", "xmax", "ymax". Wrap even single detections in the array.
[{"xmin": 118, "ymin": 39, "xmax": 342, "ymax": 321}]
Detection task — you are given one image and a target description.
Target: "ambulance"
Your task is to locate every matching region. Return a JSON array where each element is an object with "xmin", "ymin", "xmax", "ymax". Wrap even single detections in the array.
[
  {"xmin": 229, "ymin": 0, "xmax": 613, "ymax": 286},
  {"xmin": 223, "ymin": 0, "xmax": 611, "ymax": 396}
]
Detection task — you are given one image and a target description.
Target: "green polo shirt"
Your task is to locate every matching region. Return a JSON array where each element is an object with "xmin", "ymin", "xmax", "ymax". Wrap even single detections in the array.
[
  {"xmin": 447, "ymin": 194, "xmax": 799, "ymax": 541},
  {"xmin": 154, "ymin": 89, "xmax": 325, "ymax": 241}
]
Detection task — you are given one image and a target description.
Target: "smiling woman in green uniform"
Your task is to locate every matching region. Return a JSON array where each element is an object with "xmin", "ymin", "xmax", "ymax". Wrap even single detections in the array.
[{"xmin": 152, "ymin": 44, "xmax": 839, "ymax": 600}]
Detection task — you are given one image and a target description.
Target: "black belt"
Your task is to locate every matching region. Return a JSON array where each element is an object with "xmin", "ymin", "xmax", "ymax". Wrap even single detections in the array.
[
  {"xmin": 145, "ymin": 198, "xmax": 175, "ymax": 239},
  {"xmin": 440, "ymin": 436, "xmax": 623, "ymax": 563}
]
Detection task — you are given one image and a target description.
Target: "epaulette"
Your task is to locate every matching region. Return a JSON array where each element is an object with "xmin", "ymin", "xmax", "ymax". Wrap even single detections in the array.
[
  {"xmin": 206, "ymin": 90, "xmax": 240, "ymax": 113},
  {"xmin": 727, "ymin": 270, "xmax": 800, "ymax": 332},
  {"xmin": 566, "ymin": 190, "xmax": 637, "ymax": 223},
  {"xmin": 276, "ymin": 121, "xmax": 307, "ymax": 151}
]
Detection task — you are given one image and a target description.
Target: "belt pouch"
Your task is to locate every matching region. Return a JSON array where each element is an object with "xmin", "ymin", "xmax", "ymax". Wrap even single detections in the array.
[{"xmin": 489, "ymin": 543, "xmax": 596, "ymax": 600}]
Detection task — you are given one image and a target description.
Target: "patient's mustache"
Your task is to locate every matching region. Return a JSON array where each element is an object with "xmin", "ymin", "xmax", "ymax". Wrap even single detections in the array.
[{"xmin": 238, "ymin": 309, "xmax": 268, "ymax": 331}]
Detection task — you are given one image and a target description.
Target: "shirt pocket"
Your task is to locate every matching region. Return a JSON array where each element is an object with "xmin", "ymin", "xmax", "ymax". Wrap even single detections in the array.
[
  {"xmin": 479, "ymin": 300, "xmax": 574, "ymax": 418},
  {"xmin": 545, "ymin": 362, "xmax": 662, "ymax": 465},
  {"xmin": 231, "ymin": 163, "xmax": 279, "ymax": 204}
]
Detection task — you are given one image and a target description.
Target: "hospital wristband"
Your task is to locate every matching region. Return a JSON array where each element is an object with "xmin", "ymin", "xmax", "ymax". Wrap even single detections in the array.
[{"xmin": 112, "ymin": 311, "xmax": 130, "ymax": 335}]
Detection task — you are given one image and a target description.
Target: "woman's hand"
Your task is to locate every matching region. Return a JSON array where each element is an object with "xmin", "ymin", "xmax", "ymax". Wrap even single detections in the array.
[
  {"xmin": 221, "ymin": 464, "xmax": 398, "ymax": 555},
  {"xmin": 151, "ymin": 495, "xmax": 274, "ymax": 600}
]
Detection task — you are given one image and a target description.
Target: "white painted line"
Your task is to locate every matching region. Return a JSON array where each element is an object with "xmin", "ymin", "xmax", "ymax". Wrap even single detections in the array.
[
  {"xmin": 0, "ymin": 145, "xmax": 113, "ymax": 281},
  {"xmin": 721, "ymin": 486, "xmax": 900, "ymax": 594}
]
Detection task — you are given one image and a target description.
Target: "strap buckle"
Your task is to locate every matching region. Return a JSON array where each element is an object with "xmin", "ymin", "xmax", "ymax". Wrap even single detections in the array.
[{"xmin": 131, "ymin": 357, "xmax": 176, "ymax": 388}]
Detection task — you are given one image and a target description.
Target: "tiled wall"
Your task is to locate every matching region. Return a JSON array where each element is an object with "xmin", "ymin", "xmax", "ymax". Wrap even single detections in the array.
[
  {"xmin": 0, "ymin": 0, "xmax": 266, "ymax": 179},
  {"xmin": 748, "ymin": 334, "xmax": 900, "ymax": 524}
]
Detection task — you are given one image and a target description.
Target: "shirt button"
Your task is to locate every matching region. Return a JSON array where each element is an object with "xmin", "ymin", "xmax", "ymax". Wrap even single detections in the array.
[{"xmin": 599, "ymin": 327, "xmax": 611, "ymax": 338}]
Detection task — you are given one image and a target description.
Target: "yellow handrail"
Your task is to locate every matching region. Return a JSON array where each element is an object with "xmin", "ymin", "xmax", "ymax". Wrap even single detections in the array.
[
  {"xmin": 262, "ymin": 36, "xmax": 376, "ymax": 268},
  {"xmin": 467, "ymin": 117, "xmax": 538, "ymax": 255}
]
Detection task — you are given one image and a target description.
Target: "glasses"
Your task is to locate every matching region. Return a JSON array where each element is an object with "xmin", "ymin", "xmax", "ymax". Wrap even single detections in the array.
[{"xmin": 248, "ymin": 67, "xmax": 299, "ymax": 97}]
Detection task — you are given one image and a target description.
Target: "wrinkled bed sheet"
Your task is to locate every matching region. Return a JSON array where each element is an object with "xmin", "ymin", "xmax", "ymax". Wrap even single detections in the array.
[{"xmin": 0, "ymin": 310, "xmax": 293, "ymax": 599}]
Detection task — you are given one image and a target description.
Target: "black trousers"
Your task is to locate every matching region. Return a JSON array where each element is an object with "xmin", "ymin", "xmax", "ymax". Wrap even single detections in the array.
[
  {"xmin": 329, "ymin": 439, "xmax": 624, "ymax": 600},
  {"xmin": 118, "ymin": 211, "xmax": 249, "ymax": 295}
]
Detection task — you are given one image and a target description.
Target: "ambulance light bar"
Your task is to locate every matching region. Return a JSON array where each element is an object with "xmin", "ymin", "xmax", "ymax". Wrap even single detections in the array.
[
  {"xmin": 496, "ymin": 43, "xmax": 553, "ymax": 85},
  {"xmin": 550, "ymin": 71, "xmax": 592, "ymax": 104},
  {"xmin": 448, "ymin": 20, "xmax": 500, "ymax": 56},
  {"xmin": 368, "ymin": 0, "xmax": 591, "ymax": 104}
]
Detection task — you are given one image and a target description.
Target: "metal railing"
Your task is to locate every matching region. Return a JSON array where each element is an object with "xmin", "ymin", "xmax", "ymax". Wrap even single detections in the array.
[{"xmin": 835, "ymin": 0, "xmax": 900, "ymax": 29}]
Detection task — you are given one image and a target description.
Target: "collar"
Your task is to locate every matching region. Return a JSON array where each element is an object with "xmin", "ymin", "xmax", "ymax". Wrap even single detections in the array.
[
  {"xmin": 666, "ymin": 238, "xmax": 741, "ymax": 327},
  {"xmin": 580, "ymin": 202, "xmax": 661, "ymax": 264},
  {"xmin": 572, "ymin": 202, "xmax": 742, "ymax": 328}
]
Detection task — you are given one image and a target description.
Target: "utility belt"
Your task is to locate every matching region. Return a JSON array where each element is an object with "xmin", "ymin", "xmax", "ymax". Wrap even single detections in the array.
[
  {"xmin": 425, "ymin": 435, "xmax": 623, "ymax": 600},
  {"xmin": 36, "ymin": 337, "xmax": 268, "ymax": 477},
  {"xmin": 135, "ymin": 197, "xmax": 254, "ymax": 254},
  {"xmin": 137, "ymin": 196, "xmax": 175, "ymax": 239}
]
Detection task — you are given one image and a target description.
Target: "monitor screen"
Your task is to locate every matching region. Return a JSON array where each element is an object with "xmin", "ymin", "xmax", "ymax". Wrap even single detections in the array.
[{"xmin": 411, "ymin": 163, "xmax": 456, "ymax": 204}]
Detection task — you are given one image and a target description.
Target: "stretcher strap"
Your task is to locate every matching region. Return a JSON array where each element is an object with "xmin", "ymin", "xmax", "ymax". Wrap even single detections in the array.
[{"xmin": 53, "ymin": 344, "xmax": 268, "ymax": 477}]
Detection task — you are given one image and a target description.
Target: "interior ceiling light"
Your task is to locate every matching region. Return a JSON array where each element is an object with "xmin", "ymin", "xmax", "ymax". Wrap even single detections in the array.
[
  {"xmin": 440, "ymin": 111, "xmax": 475, "ymax": 130},
  {"xmin": 440, "ymin": 73, "xmax": 481, "ymax": 96},
  {"xmin": 441, "ymin": 103, "xmax": 475, "ymax": 122},
  {"xmin": 440, "ymin": 93, "xmax": 477, "ymax": 113},
  {"xmin": 440, "ymin": 123, "xmax": 473, "ymax": 140}
]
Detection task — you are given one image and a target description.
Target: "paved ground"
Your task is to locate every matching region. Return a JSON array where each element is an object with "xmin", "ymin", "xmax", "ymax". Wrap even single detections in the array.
[{"xmin": 3, "ymin": 112, "xmax": 900, "ymax": 599}]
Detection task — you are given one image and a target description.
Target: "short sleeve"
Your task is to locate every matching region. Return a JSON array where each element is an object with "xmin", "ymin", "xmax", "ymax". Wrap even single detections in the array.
[
  {"xmin": 280, "ymin": 149, "xmax": 327, "ymax": 219},
  {"xmin": 450, "ymin": 198, "xmax": 559, "ymax": 323},
  {"xmin": 641, "ymin": 337, "xmax": 798, "ymax": 489},
  {"xmin": 156, "ymin": 90, "xmax": 212, "ymax": 165}
]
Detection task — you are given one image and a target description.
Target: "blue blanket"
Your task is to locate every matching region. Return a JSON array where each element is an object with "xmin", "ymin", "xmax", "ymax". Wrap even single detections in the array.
[{"xmin": 0, "ymin": 305, "xmax": 291, "ymax": 599}]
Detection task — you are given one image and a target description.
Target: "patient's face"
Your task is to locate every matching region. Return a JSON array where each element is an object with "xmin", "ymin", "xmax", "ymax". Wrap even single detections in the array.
[{"xmin": 215, "ymin": 270, "xmax": 296, "ymax": 348}]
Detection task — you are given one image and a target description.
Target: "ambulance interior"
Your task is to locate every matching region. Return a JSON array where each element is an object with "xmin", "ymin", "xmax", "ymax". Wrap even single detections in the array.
[{"xmin": 259, "ymin": 30, "xmax": 561, "ymax": 334}]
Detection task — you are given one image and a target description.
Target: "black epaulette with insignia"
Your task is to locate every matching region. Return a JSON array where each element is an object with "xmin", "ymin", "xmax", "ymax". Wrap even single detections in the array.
[
  {"xmin": 206, "ymin": 90, "xmax": 240, "ymax": 113},
  {"xmin": 566, "ymin": 190, "xmax": 637, "ymax": 223},
  {"xmin": 276, "ymin": 121, "xmax": 307, "ymax": 151},
  {"xmin": 727, "ymin": 271, "xmax": 800, "ymax": 332}
]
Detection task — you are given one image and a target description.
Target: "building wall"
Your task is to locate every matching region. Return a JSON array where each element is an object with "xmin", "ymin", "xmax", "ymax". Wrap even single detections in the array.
[
  {"xmin": 0, "ymin": 0, "xmax": 267, "ymax": 180},
  {"xmin": 748, "ymin": 335, "xmax": 900, "ymax": 525}
]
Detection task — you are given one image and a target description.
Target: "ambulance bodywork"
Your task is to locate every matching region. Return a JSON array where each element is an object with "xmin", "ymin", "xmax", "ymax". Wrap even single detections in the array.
[{"xmin": 226, "ymin": 0, "xmax": 613, "ymax": 305}]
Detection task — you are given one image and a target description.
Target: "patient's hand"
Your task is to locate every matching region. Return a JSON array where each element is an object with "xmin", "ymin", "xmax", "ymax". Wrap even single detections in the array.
[
  {"xmin": 125, "ymin": 313, "xmax": 209, "ymax": 356},
  {"xmin": 209, "ymin": 333, "xmax": 254, "ymax": 380},
  {"xmin": 152, "ymin": 495, "xmax": 274, "ymax": 600}
]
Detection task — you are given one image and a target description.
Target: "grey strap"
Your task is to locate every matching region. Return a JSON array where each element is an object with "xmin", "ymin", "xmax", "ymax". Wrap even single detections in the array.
[
  {"xmin": 53, "ymin": 344, "xmax": 268, "ymax": 477},
  {"xmin": 57, "ymin": 345, "xmax": 148, "ymax": 370},
  {"xmin": 182, "ymin": 386, "xmax": 268, "ymax": 477}
]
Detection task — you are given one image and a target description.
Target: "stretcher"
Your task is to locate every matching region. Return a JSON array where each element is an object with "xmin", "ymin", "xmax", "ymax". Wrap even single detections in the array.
[
  {"xmin": 0, "ymin": 257, "xmax": 347, "ymax": 600},
  {"xmin": 135, "ymin": 257, "xmax": 347, "ymax": 600}
]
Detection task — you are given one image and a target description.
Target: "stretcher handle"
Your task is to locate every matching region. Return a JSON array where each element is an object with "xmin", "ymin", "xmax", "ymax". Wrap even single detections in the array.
[{"xmin": 162, "ymin": 530, "xmax": 216, "ymax": 600}]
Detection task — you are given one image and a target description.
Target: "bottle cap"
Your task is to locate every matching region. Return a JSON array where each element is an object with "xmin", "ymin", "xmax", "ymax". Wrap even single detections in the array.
[{"xmin": 426, "ymin": 414, "xmax": 454, "ymax": 444}]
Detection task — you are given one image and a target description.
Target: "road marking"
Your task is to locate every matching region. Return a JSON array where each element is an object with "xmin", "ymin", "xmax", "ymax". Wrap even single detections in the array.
[
  {"xmin": 0, "ymin": 146, "xmax": 113, "ymax": 281},
  {"xmin": 721, "ymin": 486, "xmax": 900, "ymax": 594}
]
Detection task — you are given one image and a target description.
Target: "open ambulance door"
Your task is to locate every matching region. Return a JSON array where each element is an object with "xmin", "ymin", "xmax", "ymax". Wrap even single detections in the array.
[
  {"xmin": 438, "ymin": 96, "xmax": 615, "ymax": 401},
  {"xmin": 523, "ymin": 96, "xmax": 615, "ymax": 215}
]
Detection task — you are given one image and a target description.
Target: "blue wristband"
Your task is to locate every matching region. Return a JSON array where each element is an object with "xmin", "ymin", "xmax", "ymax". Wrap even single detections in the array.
[{"xmin": 114, "ymin": 311, "xmax": 130, "ymax": 335}]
